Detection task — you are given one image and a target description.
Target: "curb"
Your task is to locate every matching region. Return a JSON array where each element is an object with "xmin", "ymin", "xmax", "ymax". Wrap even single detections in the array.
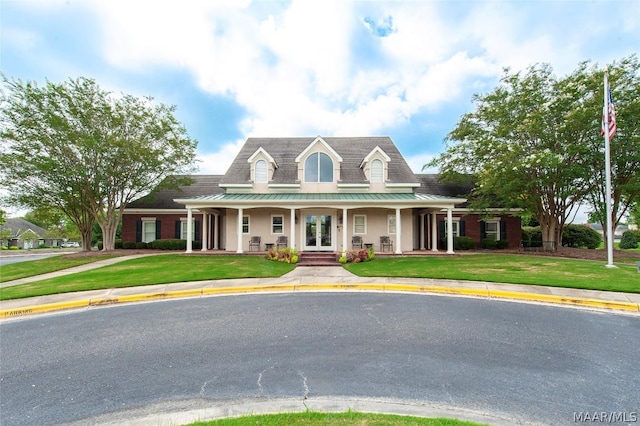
[{"xmin": 2, "ymin": 283, "xmax": 639, "ymax": 319}]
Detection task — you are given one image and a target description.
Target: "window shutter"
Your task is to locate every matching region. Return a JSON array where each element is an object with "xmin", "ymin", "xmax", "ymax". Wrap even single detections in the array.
[
  {"xmin": 135, "ymin": 220, "xmax": 142, "ymax": 243},
  {"xmin": 175, "ymin": 221, "xmax": 181, "ymax": 239},
  {"xmin": 480, "ymin": 221, "xmax": 486, "ymax": 240},
  {"xmin": 155, "ymin": 220, "xmax": 161, "ymax": 240},
  {"xmin": 459, "ymin": 221, "xmax": 466, "ymax": 237},
  {"xmin": 194, "ymin": 220, "xmax": 200, "ymax": 242},
  {"xmin": 500, "ymin": 220, "xmax": 507, "ymax": 240},
  {"xmin": 438, "ymin": 220, "xmax": 445, "ymax": 239}
]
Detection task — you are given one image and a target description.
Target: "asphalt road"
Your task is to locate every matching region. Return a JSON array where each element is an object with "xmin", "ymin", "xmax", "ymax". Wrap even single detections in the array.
[
  {"xmin": 0, "ymin": 252, "xmax": 62, "ymax": 265},
  {"xmin": 1, "ymin": 293, "xmax": 639, "ymax": 425}
]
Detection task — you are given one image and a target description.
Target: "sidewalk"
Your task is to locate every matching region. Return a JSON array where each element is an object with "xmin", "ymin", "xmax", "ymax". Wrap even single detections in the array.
[{"xmin": 2, "ymin": 260, "xmax": 640, "ymax": 319}]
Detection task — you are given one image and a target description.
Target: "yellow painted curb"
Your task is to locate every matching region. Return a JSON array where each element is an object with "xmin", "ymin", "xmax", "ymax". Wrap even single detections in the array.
[
  {"xmin": 488, "ymin": 290, "xmax": 639, "ymax": 312},
  {"xmin": 1, "ymin": 283, "xmax": 638, "ymax": 319},
  {"xmin": 1, "ymin": 300, "xmax": 90, "ymax": 318}
]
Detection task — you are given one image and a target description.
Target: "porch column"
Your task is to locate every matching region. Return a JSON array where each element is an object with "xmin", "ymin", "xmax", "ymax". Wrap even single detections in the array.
[
  {"xmin": 290, "ymin": 208, "xmax": 296, "ymax": 250},
  {"xmin": 395, "ymin": 208, "xmax": 402, "ymax": 254},
  {"xmin": 342, "ymin": 208, "xmax": 348, "ymax": 254},
  {"xmin": 213, "ymin": 212, "xmax": 219, "ymax": 250},
  {"xmin": 186, "ymin": 208, "xmax": 193, "ymax": 253},
  {"xmin": 419, "ymin": 212, "xmax": 425, "ymax": 250},
  {"xmin": 236, "ymin": 208, "xmax": 243, "ymax": 254},
  {"xmin": 446, "ymin": 208, "xmax": 454, "ymax": 254},
  {"xmin": 201, "ymin": 212, "xmax": 208, "ymax": 251},
  {"xmin": 431, "ymin": 212, "xmax": 438, "ymax": 252}
]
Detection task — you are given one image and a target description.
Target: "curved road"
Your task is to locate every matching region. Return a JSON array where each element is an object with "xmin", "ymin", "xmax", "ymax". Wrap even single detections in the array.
[{"xmin": 1, "ymin": 293, "xmax": 639, "ymax": 425}]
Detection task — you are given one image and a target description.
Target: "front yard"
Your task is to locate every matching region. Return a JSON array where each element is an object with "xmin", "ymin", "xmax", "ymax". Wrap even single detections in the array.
[{"xmin": 345, "ymin": 254, "xmax": 640, "ymax": 294}]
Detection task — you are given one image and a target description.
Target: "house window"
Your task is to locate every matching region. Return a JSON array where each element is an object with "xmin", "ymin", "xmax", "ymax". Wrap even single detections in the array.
[
  {"xmin": 370, "ymin": 159, "xmax": 383, "ymax": 183},
  {"xmin": 485, "ymin": 220, "xmax": 500, "ymax": 240},
  {"xmin": 354, "ymin": 215, "xmax": 366, "ymax": 234},
  {"xmin": 445, "ymin": 220, "xmax": 460, "ymax": 237},
  {"xmin": 181, "ymin": 219, "xmax": 195, "ymax": 241},
  {"xmin": 388, "ymin": 215, "xmax": 396, "ymax": 234},
  {"xmin": 272, "ymin": 215, "xmax": 283, "ymax": 234},
  {"xmin": 242, "ymin": 216, "xmax": 250, "ymax": 234},
  {"xmin": 304, "ymin": 152, "xmax": 333, "ymax": 182},
  {"xmin": 255, "ymin": 160, "xmax": 268, "ymax": 183},
  {"xmin": 142, "ymin": 220, "xmax": 156, "ymax": 243}
]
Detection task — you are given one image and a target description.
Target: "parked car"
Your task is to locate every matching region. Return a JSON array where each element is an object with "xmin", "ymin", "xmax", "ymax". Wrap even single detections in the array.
[{"xmin": 61, "ymin": 241, "xmax": 80, "ymax": 248}]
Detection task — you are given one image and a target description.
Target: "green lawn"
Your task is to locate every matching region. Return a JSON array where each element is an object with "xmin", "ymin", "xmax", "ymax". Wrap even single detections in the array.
[
  {"xmin": 0, "ymin": 254, "xmax": 121, "ymax": 282},
  {"xmin": 345, "ymin": 254, "xmax": 640, "ymax": 293},
  {"xmin": 0, "ymin": 255, "xmax": 295, "ymax": 301},
  {"xmin": 190, "ymin": 411, "xmax": 485, "ymax": 426}
]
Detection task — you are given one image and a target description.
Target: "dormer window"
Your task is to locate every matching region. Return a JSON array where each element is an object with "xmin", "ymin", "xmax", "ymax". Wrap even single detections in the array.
[
  {"xmin": 255, "ymin": 160, "xmax": 268, "ymax": 183},
  {"xmin": 247, "ymin": 147, "xmax": 277, "ymax": 184},
  {"xmin": 370, "ymin": 159, "xmax": 383, "ymax": 183},
  {"xmin": 305, "ymin": 152, "xmax": 333, "ymax": 182},
  {"xmin": 361, "ymin": 145, "xmax": 391, "ymax": 183}
]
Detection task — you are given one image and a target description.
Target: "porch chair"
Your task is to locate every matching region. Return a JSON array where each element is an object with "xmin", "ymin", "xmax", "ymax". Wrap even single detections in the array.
[
  {"xmin": 352, "ymin": 235, "xmax": 363, "ymax": 249},
  {"xmin": 380, "ymin": 235, "xmax": 393, "ymax": 252},
  {"xmin": 249, "ymin": 236, "xmax": 261, "ymax": 251},
  {"xmin": 276, "ymin": 235, "xmax": 288, "ymax": 250}
]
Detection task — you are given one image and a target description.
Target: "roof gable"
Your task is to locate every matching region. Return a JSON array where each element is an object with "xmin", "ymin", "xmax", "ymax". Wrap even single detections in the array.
[
  {"xmin": 220, "ymin": 136, "xmax": 418, "ymax": 185},
  {"xmin": 294, "ymin": 136, "xmax": 343, "ymax": 163}
]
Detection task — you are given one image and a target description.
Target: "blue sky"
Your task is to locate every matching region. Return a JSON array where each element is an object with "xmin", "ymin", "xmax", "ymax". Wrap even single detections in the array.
[{"xmin": 2, "ymin": 0, "xmax": 638, "ymax": 178}]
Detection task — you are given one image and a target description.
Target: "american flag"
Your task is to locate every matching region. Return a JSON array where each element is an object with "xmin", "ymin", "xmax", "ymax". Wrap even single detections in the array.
[{"xmin": 601, "ymin": 83, "xmax": 616, "ymax": 139}]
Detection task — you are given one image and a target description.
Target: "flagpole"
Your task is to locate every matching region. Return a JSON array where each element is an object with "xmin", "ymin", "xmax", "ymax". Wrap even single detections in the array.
[{"xmin": 603, "ymin": 71, "xmax": 615, "ymax": 268}]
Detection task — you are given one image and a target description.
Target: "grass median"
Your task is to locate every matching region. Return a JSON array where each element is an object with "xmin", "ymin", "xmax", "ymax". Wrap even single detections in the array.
[
  {"xmin": 189, "ymin": 411, "xmax": 485, "ymax": 425},
  {"xmin": 0, "ymin": 254, "xmax": 296, "ymax": 301},
  {"xmin": 345, "ymin": 254, "xmax": 640, "ymax": 293}
]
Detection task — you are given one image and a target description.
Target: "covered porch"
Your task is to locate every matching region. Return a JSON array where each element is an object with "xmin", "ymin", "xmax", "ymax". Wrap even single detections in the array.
[{"xmin": 175, "ymin": 193, "xmax": 466, "ymax": 255}]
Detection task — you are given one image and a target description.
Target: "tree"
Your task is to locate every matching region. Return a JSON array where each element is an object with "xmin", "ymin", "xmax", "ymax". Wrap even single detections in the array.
[
  {"xmin": 579, "ymin": 56, "xmax": 640, "ymax": 246},
  {"xmin": 0, "ymin": 208, "xmax": 6, "ymax": 225},
  {"xmin": 428, "ymin": 63, "xmax": 594, "ymax": 248},
  {"xmin": 428, "ymin": 56, "xmax": 640, "ymax": 250},
  {"xmin": 0, "ymin": 76, "xmax": 197, "ymax": 251}
]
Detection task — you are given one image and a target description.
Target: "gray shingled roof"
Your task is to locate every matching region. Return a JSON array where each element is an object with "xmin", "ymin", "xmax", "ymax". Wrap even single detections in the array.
[
  {"xmin": 219, "ymin": 137, "xmax": 419, "ymax": 185},
  {"xmin": 0, "ymin": 218, "xmax": 47, "ymax": 237},
  {"xmin": 415, "ymin": 174, "xmax": 474, "ymax": 198},
  {"xmin": 127, "ymin": 175, "xmax": 224, "ymax": 209}
]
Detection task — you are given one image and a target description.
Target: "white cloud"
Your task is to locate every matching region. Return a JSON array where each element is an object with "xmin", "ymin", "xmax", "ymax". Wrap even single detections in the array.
[
  {"xmin": 85, "ymin": 0, "xmax": 636, "ymax": 165},
  {"xmin": 195, "ymin": 138, "xmax": 245, "ymax": 175}
]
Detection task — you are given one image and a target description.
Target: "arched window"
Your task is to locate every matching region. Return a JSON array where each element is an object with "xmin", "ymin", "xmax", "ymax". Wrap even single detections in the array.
[
  {"xmin": 370, "ymin": 159, "xmax": 383, "ymax": 182},
  {"xmin": 255, "ymin": 160, "xmax": 268, "ymax": 183},
  {"xmin": 304, "ymin": 153, "xmax": 333, "ymax": 182}
]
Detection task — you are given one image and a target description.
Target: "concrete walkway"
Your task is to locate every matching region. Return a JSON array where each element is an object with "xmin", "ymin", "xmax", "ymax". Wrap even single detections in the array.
[{"xmin": 2, "ymin": 256, "xmax": 640, "ymax": 319}]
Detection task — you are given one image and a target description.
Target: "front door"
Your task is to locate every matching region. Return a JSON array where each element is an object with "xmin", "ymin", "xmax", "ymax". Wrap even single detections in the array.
[{"xmin": 303, "ymin": 212, "xmax": 333, "ymax": 251}]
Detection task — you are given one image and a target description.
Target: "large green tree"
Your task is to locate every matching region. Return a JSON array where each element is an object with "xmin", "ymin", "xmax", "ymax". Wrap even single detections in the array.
[
  {"xmin": 428, "ymin": 56, "xmax": 640, "ymax": 250},
  {"xmin": 0, "ymin": 76, "xmax": 197, "ymax": 251},
  {"xmin": 579, "ymin": 56, "xmax": 640, "ymax": 243}
]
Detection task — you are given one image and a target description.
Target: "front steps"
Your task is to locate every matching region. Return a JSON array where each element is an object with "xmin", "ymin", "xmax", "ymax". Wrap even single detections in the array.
[{"xmin": 297, "ymin": 252, "xmax": 339, "ymax": 267}]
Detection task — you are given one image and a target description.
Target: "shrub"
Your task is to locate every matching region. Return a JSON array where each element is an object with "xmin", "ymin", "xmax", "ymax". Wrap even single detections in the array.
[
  {"xmin": 9, "ymin": 246, "xmax": 19, "ymax": 250},
  {"xmin": 97, "ymin": 242, "xmax": 103, "ymax": 250},
  {"xmin": 115, "ymin": 239, "xmax": 123, "ymax": 249},
  {"xmin": 339, "ymin": 249, "xmax": 375, "ymax": 263},
  {"xmin": 481, "ymin": 237, "xmax": 497, "ymax": 250},
  {"xmin": 265, "ymin": 246, "xmax": 298, "ymax": 264},
  {"xmin": 454, "ymin": 236, "xmax": 475, "ymax": 250},
  {"xmin": 562, "ymin": 224, "xmax": 601, "ymax": 249},
  {"xmin": 122, "ymin": 241, "xmax": 137, "ymax": 249},
  {"xmin": 521, "ymin": 226, "xmax": 543, "ymax": 247},
  {"xmin": 135, "ymin": 242, "xmax": 148, "ymax": 249},
  {"xmin": 619, "ymin": 230, "xmax": 638, "ymax": 249},
  {"xmin": 148, "ymin": 239, "xmax": 201, "ymax": 250},
  {"xmin": 496, "ymin": 239, "xmax": 509, "ymax": 249},
  {"xmin": 1, "ymin": 246, "xmax": 7, "ymax": 250}
]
